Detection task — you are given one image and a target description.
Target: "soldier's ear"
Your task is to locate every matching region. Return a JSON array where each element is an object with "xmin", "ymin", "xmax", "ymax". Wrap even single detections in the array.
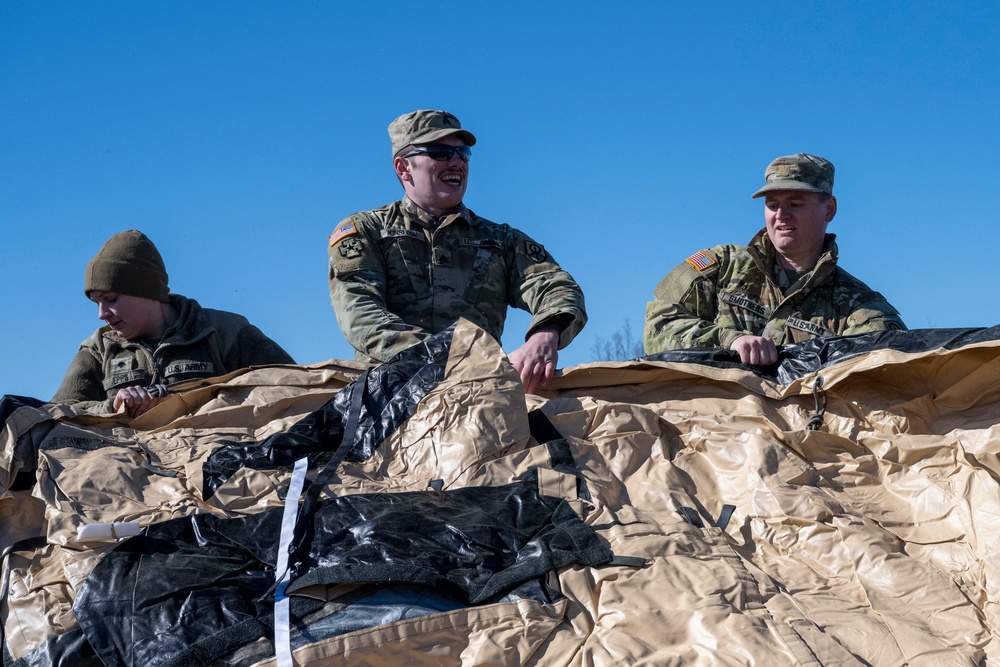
[
  {"xmin": 394, "ymin": 156, "xmax": 413, "ymax": 184},
  {"xmin": 824, "ymin": 196, "xmax": 837, "ymax": 222}
]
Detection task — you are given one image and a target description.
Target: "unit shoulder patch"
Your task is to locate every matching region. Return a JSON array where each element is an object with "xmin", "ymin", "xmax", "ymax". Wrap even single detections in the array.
[
  {"xmin": 525, "ymin": 241, "xmax": 547, "ymax": 263},
  {"xmin": 685, "ymin": 250, "xmax": 717, "ymax": 271},
  {"xmin": 338, "ymin": 237, "xmax": 363, "ymax": 260}
]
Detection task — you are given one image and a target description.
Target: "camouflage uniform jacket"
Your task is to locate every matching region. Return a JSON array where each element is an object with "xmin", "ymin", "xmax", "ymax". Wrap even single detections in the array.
[
  {"xmin": 644, "ymin": 230, "xmax": 905, "ymax": 354},
  {"xmin": 328, "ymin": 197, "xmax": 587, "ymax": 363},
  {"xmin": 52, "ymin": 294, "xmax": 295, "ymax": 413}
]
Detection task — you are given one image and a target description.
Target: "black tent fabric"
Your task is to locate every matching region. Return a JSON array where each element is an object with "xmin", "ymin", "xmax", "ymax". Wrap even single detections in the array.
[
  {"xmin": 644, "ymin": 325, "xmax": 1000, "ymax": 383},
  {"xmin": 201, "ymin": 327, "xmax": 454, "ymax": 498},
  {"xmin": 72, "ymin": 475, "xmax": 611, "ymax": 667}
]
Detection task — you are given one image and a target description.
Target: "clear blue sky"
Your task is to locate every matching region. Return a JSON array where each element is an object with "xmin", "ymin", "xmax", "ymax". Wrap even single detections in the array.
[{"xmin": 2, "ymin": 2, "xmax": 998, "ymax": 399}]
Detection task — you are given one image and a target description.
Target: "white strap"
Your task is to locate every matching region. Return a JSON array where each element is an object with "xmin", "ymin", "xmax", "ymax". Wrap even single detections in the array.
[
  {"xmin": 76, "ymin": 522, "xmax": 142, "ymax": 542},
  {"xmin": 274, "ymin": 456, "xmax": 309, "ymax": 667}
]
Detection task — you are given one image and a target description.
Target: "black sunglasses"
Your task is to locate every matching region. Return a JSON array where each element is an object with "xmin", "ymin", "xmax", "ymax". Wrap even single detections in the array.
[{"xmin": 401, "ymin": 144, "xmax": 472, "ymax": 162}]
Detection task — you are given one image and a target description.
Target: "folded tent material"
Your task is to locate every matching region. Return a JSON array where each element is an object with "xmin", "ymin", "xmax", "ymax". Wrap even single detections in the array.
[{"xmin": 2, "ymin": 319, "xmax": 1000, "ymax": 665}]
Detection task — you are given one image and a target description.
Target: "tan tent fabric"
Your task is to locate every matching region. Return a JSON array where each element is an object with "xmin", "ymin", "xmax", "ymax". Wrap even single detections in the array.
[{"xmin": 2, "ymin": 320, "xmax": 999, "ymax": 664}]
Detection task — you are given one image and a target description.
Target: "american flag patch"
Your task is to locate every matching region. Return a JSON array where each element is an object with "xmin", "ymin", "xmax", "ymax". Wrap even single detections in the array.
[
  {"xmin": 685, "ymin": 250, "xmax": 716, "ymax": 271},
  {"xmin": 329, "ymin": 221, "xmax": 358, "ymax": 246}
]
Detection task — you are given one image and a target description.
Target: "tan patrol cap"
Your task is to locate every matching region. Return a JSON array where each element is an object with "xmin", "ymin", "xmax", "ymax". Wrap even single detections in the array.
[
  {"xmin": 388, "ymin": 110, "xmax": 477, "ymax": 156},
  {"xmin": 752, "ymin": 153, "xmax": 834, "ymax": 198}
]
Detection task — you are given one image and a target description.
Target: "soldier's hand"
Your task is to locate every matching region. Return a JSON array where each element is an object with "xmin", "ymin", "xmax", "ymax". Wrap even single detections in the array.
[
  {"xmin": 510, "ymin": 327, "xmax": 561, "ymax": 394},
  {"xmin": 113, "ymin": 386, "xmax": 160, "ymax": 418},
  {"xmin": 730, "ymin": 335, "xmax": 779, "ymax": 366}
]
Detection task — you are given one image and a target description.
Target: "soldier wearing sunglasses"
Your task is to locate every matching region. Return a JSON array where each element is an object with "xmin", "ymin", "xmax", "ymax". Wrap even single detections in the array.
[{"xmin": 328, "ymin": 109, "xmax": 586, "ymax": 393}]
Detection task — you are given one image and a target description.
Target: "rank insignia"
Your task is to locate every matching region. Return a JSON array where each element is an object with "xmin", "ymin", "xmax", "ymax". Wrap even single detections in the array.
[
  {"xmin": 338, "ymin": 237, "xmax": 363, "ymax": 259},
  {"xmin": 525, "ymin": 242, "xmax": 546, "ymax": 263},
  {"xmin": 110, "ymin": 356, "xmax": 134, "ymax": 372},
  {"xmin": 685, "ymin": 250, "xmax": 716, "ymax": 271},
  {"xmin": 329, "ymin": 221, "xmax": 358, "ymax": 247}
]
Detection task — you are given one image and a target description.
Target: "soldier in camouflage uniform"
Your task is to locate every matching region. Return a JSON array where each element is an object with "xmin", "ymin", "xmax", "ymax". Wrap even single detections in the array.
[
  {"xmin": 328, "ymin": 110, "xmax": 586, "ymax": 392},
  {"xmin": 644, "ymin": 153, "xmax": 905, "ymax": 366}
]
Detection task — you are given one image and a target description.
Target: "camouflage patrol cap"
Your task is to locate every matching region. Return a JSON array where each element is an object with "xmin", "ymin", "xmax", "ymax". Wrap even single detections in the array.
[
  {"xmin": 388, "ymin": 109, "xmax": 477, "ymax": 156},
  {"xmin": 751, "ymin": 153, "xmax": 835, "ymax": 198}
]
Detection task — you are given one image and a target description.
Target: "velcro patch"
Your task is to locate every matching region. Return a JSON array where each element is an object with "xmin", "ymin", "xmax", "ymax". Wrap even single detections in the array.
[
  {"xmin": 165, "ymin": 361, "xmax": 214, "ymax": 376},
  {"xmin": 329, "ymin": 221, "xmax": 358, "ymax": 247},
  {"xmin": 110, "ymin": 356, "xmax": 134, "ymax": 373},
  {"xmin": 786, "ymin": 317, "xmax": 830, "ymax": 336},
  {"xmin": 460, "ymin": 239, "xmax": 503, "ymax": 249},
  {"xmin": 381, "ymin": 229, "xmax": 425, "ymax": 241},
  {"xmin": 685, "ymin": 250, "xmax": 716, "ymax": 271},
  {"xmin": 720, "ymin": 292, "xmax": 768, "ymax": 318},
  {"xmin": 104, "ymin": 369, "xmax": 149, "ymax": 389},
  {"xmin": 525, "ymin": 241, "xmax": 547, "ymax": 263}
]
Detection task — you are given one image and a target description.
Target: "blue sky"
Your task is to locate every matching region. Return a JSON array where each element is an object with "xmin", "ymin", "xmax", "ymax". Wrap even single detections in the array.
[{"xmin": 2, "ymin": 2, "xmax": 998, "ymax": 399}]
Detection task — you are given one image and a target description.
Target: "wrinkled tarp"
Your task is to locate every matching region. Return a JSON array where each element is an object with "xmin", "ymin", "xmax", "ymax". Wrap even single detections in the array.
[{"xmin": 3, "ymin": 318, "xmax": 1000, "ymax": 665}]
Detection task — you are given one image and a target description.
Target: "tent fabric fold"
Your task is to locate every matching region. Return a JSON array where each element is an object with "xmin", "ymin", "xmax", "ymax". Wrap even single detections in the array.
[{"xmin": 3, "ymin": 318, "xmax": 1000, "ymax": 665}]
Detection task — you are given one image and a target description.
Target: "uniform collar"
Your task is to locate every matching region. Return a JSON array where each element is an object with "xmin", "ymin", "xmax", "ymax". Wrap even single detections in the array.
[
  {"xmin": 748, "ymin": 229, "xmax": 840, "ymax": 290},
  {"xmin": 748, "ymin": 229, "xmax": 839, "ymax": 270},
  {"xmin": 100, "ymin": 294, "xmax": 209, "ymax": 347},
  {"xmin": 401, "ymin": 196, "xmax": 471, "ymax": 230}
]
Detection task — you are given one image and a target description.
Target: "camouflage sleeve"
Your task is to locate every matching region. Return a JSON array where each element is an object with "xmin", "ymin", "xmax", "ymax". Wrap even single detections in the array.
[
  {"xmin": 506, "ymin": 229, "xmax": 587, "ymax": 349},
  {"xmin": 643, "ymin": 250, "xmax": 744, "ymax": 354},
  {"xmin": 327, "ymin": 215, "xmax": 432, "ymax": 363},
  {"xmin": 51, "ymin": 342, "xmax": 114, "ymax": 414},
  {"xmin": 841, "ymin": 293, "xmax": 908, "ymax": 335}
]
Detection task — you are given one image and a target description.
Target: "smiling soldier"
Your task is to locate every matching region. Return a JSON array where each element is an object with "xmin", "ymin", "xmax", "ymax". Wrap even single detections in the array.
[
  {"xmin": 644, "ymin": 153, "xmax": 905, "ymax": 366},
  {"xmin": 52, "ymin": 230, "xmax": 295, "ymax": 416},
  {"xmin": 328, "ymin": 109, "xmax": 587, "ymax": 393}
]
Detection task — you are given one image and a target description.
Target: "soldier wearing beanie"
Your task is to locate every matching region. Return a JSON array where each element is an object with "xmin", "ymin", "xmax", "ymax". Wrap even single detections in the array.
[
  {"xmin": 53, "ymin": 230, "xmax": 295, "ymax": 417},
  {"xmin": 644, "ymin": 153, "xmax": 905, "ymax": 365},
  {"xmin": 327, "ymin": 109, "xmax": 587, "ymax": 393}
]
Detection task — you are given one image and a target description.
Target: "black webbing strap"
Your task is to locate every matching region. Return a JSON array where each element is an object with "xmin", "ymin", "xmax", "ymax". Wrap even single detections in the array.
[
  {"xmin": 678, "ymin": 506, "xmax": 705, "ymax": 528},
  {"xmin": 528, "ymin": 409, "xmax": 646, "ymax": 570},
  {"xmin": 526, "ymin": 409, "xmax": 592, "ymax": 503},
  {"xmin": 288, "ymin": 368, "xmax": 371, "ymax": 567},
  {"xmin": 715, "ymin": 504, "xmax": 736, "ymax": 531},
  {"xmin": 679, "ymin": 504, "xmax": 737, "ymax": 530},
  {"xmin": 608, "ymin": 555, "xmax": 648, "ymax": 568}
]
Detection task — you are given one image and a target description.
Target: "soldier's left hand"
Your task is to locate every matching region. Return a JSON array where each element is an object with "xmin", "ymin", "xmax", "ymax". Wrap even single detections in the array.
[{"xmin": 510, "ymin": 327, "xmax": 561, "ymax": 394}]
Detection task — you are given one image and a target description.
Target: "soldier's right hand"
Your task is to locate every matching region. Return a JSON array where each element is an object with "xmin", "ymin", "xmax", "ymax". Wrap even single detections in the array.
[
  {"xmin": 510, "ymin": 327, "xmax": 561, "ymax": 394},
  {"xmin": 729, "ymin": 335, "xmax": 779, "ymax": 366},
  {"xmin": 113, "ymin": 386, "xmax": 161, "ymax": 418}
]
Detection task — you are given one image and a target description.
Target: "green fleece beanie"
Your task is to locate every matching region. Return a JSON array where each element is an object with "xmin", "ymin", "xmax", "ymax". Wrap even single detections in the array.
[{"xmin": 84, "ymin": 230, "xmax": 170, "ymax": 302}]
